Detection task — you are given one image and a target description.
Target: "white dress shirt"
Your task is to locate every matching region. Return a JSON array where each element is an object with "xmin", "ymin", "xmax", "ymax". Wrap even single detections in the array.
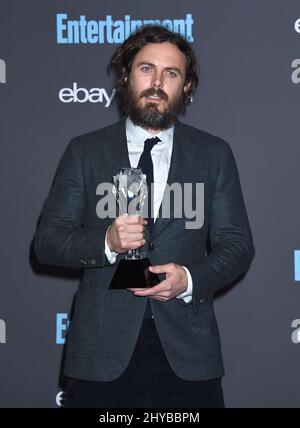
[{"xmin": 105, "ymin": 117, "xmax": 193, "ymax": 303}]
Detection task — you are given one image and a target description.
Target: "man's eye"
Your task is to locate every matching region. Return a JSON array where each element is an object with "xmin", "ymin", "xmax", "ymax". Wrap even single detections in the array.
[
  {"xmin": 167, "ymin": 70, "xmax": 177, "ymax": 77},
  {"xmin": 141, "ymin": 66, "xmax": 152, "ymax": 72}
]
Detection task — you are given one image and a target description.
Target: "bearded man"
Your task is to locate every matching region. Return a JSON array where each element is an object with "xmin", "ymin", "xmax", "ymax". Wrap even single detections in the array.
[{"xmin": 35, "ymin": 25, "xmax": 255, "ymax": 408}]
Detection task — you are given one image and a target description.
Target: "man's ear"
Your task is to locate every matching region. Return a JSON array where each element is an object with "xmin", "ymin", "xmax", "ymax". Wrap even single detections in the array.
[
  {"xmin": 122, "ymin": 67, "xmax": 128, "ymax": 82},
  {"xmin": 183, "ymin": 81, "xmax": 191, "ymax": 93}
]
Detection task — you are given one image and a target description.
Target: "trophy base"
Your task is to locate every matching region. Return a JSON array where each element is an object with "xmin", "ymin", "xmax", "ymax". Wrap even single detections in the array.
[{"xmin": 109, "ymin": 258, "xmax": 160, "ymax": 289}]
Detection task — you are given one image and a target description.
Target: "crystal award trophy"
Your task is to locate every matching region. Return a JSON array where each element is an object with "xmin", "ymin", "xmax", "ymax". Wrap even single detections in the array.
[{"xmin": 109, "ymin": 167, "xmax": 160, "ymax": 289}]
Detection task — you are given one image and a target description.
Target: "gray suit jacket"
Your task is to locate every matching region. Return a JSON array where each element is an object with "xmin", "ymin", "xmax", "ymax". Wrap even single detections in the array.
[{"xmin": 34, "ymin": 118, "xmax": 255, "ymax": 382}]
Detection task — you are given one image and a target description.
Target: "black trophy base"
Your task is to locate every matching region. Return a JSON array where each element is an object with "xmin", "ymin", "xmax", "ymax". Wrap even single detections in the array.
[{"xmin": 109, "ymin": 258, "xmax": 160, "ymax": 289}]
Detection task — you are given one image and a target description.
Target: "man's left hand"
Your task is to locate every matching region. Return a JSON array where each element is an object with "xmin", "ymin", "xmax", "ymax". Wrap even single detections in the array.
[{"xmin": 127, "ymin": 263, "xmax": 188, "ymax": 302}]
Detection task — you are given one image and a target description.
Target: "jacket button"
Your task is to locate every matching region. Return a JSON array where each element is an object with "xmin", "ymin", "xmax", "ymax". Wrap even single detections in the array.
[{"xmin": 148, "ymin": 242, "xmax": 155, "ymax": 251}]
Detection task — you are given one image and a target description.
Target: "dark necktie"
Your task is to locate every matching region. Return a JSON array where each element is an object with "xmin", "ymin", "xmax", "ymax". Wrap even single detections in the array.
[
  {"xmin": 137, "ymin": 137, "xmax": 160, "ymax": 233},
  {"xmin": 137, "ymin": 137, "xmax": 160, "ymax": 319}
]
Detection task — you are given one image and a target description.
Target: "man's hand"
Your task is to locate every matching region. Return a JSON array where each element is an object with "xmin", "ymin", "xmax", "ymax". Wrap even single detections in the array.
[
  {"xmin": 127, "ymin": 263, "xmax": 188, "ymax": 302},
  {"xmin": 107, "ymin": 215, "xmax": 147, "ymax": 253}
]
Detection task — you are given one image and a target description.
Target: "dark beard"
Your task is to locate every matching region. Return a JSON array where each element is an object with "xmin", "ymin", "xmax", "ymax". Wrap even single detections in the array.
[{"xmin": 121, "ymin": 86, "xmax": 184, "ymax": 130}]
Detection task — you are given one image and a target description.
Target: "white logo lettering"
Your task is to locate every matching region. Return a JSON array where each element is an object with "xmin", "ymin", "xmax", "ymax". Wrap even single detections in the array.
[
  {"xmin": 59, "ymin": 82, "xmax": 115, "ymax": 106},
  {"xmin": 56, "ymin": 391, "xmax": 65, "ymax": 407},
  {"xmin": 0, "ymin": 59, "xmax": 6, "ymax": 84},
  {"xmin": 291, "ymin": 319, "xmax": 300, "ymax": 344},
  {"xmin": 291, "ymin": 59, "xmax": 300, "ymax": 84},
  {"xmin": 0, "ymin": 319, "xmax": 6, "ymax": 343}
]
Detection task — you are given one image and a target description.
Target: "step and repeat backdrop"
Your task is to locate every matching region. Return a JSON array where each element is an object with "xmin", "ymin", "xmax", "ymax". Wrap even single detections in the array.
[{"xmin": 1, "ymin": 0, "xmax": 300, "ymax": 408}]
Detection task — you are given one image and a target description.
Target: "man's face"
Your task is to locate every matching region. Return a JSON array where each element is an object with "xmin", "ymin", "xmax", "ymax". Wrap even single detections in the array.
[{"xmin": 125, "ymin": 42, "xmax": 191, "ymax": 130}]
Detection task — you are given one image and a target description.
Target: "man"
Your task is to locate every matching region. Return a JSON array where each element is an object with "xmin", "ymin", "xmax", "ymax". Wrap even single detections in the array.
[{"xmin": 34, "ymin": 25, "xmax": 255, "ymax": 408}]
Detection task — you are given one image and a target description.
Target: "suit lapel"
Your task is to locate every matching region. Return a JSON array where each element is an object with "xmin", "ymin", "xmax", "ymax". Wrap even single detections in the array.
[
  {"xmin": 101, "ymin": 117, "xmax": 131, "ymax": 176},
  {"xmin": 152, "ymin": 121, "xmax": 200, "ymax": 239}
]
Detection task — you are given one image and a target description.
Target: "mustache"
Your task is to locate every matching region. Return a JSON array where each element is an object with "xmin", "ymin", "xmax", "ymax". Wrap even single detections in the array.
[{"xmin": 139, "ymin": 88, "xmax": 168, "ymax": 101}]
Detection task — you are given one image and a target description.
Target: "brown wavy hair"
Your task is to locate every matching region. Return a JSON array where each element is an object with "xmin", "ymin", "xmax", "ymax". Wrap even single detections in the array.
[{"xmin": 109, "ymin": 25, "xmax": 199, "ymax": 106}]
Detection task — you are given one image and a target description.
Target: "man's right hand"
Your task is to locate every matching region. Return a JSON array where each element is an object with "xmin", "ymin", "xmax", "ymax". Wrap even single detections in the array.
[{"xmin": 106, "ymin": 215, "xmax": 148, "ymax": 254}]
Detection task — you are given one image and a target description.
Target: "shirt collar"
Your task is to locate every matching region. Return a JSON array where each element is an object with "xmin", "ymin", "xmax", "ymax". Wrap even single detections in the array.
[{"xmin": 126, "ymin": 117, "xmax": 174, "ymax": 147}]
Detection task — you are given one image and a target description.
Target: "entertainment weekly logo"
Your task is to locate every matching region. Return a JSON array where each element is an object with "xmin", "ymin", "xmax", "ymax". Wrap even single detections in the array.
[
  {"xmin": 56, "ymin": 313, "xmax": 69, "ymax": 344},
  {"xmin": 56, "ymin": 13, "xmax": 194, "ymax": 44},
  {"xmin": 291, "ymin": 18, "xmax": 300, "ymax": 84},
  {"xmin": 294, "ymin": 250, "xmax": 300, "ymax": 281}
]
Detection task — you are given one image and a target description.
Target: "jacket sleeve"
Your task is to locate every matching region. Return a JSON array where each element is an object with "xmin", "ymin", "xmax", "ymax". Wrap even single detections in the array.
[
  {"xmin": 185, "ymin": 140, "xmax": 255, "ymax": 313},
  {"xmin": 34, "ymin": 139, "xmax": 112, "ymax": 269}
]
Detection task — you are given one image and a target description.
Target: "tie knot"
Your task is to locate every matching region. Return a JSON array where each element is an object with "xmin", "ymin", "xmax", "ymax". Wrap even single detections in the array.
[{"xmin": 143, "ymin": 137, "xmax": 160, "ymax": 152}]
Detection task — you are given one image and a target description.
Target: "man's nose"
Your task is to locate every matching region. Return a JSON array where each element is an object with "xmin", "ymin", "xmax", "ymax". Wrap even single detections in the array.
[{"xmin": 151, "ymin": 71, "xmax": 164, "ymax": 88}]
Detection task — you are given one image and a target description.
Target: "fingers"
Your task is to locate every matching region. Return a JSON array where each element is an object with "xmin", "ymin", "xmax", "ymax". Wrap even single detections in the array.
[
  {"xmin": 126, "ymin": 225, "xmax": 145, "ymax": 234},
  {"xmin": 107, "ymin": 216, "xmax": 148, "ymax": 253},
  {"xmin": 118, "ymin": 215, "xmax": 148, "ymax": 226},
  {"xmin": 123, "ymin": 232, "xmax": 144, "ymax": 241},
  {"xmin": 149, "ymin": 263, "xmax": 176, "ymax": 274},
  {"xmin": 127, "ymin": 263, "xmax": 187, "ymax": 301},
  {"xmin": 130, "ymin": 284, "xmax": 175, "ymax": 302},
  {"xmin": 148, "ymin": 295, "xmax": 169, "ymax": 302},
  {"xmin": 113, "ymin": 236, "xmax": 146, "ymax": 252},
  {"xmin": 128, "ymin": 279, "xmax": 172, "ymax": 296},
  {"xmin": 128, "ymin": 239, "xmax": 146, "ymax": 249}
]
